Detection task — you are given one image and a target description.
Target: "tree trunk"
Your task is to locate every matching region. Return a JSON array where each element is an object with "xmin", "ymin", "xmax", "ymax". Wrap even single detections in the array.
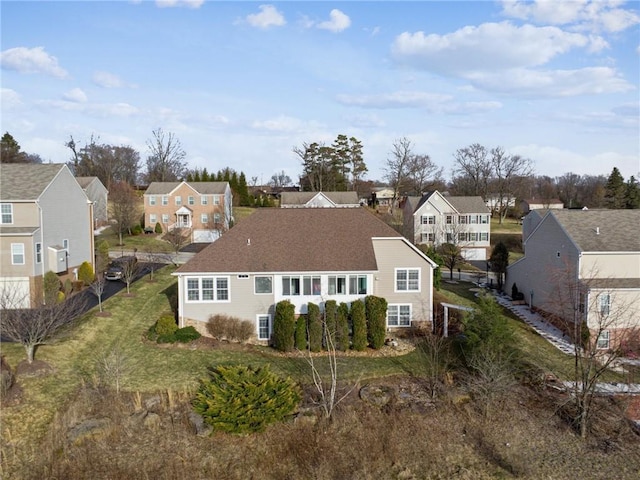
[{"xmin": 26, "ymin": 343, "xmax": 35, "ymax": 364}]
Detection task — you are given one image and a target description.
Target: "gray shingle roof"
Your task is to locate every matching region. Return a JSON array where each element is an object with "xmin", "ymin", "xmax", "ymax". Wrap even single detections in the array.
[
  {"xmin": 446, "ymin": 196, "xmax": 490, "ymax": 214},
  {"xmin": 145, "ymin": 181, "xmax": 228, "ymax": 195},
  {"xmin": 550, "ymin": 209, "xmax": 640, "ymax": 252},
  {"xmin": 176, "ymin": 208, "xmax": 403, "ymax": 274},
  {"xmin": 280, "ymin": 191, "xmax": 359, "ymax": 206},
  {"xmin": 0, "ymin": 164, "xmax": 65, "ymax": 201}
]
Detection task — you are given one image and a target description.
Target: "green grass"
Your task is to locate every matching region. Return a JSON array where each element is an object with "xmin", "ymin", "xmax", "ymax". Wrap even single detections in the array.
[
  {"xmin": 491, "ymin": 216, "xmax": 523, "ymax": 234},
  {"xmin": 96, "ymin": 226, "xmax": 174, "ymax": 252}
]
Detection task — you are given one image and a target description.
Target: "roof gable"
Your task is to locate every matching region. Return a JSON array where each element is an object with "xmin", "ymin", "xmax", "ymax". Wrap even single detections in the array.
[
  {"xmin": 145, "ymin": 181, "xmax": 228, "ymax": 195},
  {"xmin": 0, "ymin": 164, "xmax": 66, "ymax": 201},
  {"xmin": 280, "ymin": 191, "xmax": 359, "ymax": 207},
  {"xmin": 176, "ymin": 208, "xmax": 403, "ymax": 274}
]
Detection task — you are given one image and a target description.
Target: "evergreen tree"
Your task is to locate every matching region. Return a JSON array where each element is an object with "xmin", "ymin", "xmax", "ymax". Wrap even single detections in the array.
[
  {"xmin": 625, "ymin": 176, "xmax": 640, "ymax": 209},
  {"xmin": 336, "ymin": 302, "xmax": 350, "ymax": 351},
  {"xmin": 489, "ymin": 241, "xmax": 509, "ymax": 291},
  {"xmin": 604, "ymin": 167, "xmax": 626, "ymax": 209},
  {"xmin": 351, "ymin": 300, "xmax": 367, "ymax": 351},
  {"xmin": 295, "ymin": 315, "xmax": 307, "ymax": 350},
  {"xmin": 307, "ymin": 303, "xmax": 323, "ymax": 352}
]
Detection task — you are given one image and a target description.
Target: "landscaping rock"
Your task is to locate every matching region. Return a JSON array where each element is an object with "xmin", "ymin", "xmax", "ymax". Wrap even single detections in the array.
[
  {"xmin": 359, "ymin": 384, "xmax": 394, "ymax": 407},
  {"xmin": 143, "ymin": 412, "xmax": 161, "ymax": 430},
  {"xmin": 188, "ymin": 411, "xmax": 212, "ymax": 436},
  {"xmin": 67, "ymin": 417, "xmax": 113, "ymax": 445}
]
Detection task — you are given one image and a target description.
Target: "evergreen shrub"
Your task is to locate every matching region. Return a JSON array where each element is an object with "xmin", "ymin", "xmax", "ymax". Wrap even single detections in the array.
[
  {"xmin": 351, "ymin": 300, "xmax": 367, "ymax": 351},
  {"xmin": 307, "ymin": 302, "xmax": 322, "ymax": 352},
  {"xmin": 273, "ymin": 300, "xmax": 295, "ymax": 352},
  {"xmin": 366, "ymin": 295, "xmax": 388, "ymax": 350}
]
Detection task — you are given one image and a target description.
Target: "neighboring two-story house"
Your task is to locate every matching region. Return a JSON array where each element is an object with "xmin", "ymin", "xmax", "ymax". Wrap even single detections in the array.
[
  {"xmin": 520, "ymin": 198, "xmax": 564, "ymax": 214},
  {"xmin": 403, "ymin": 191, "xmax": 491, "ymax": 261},
  {"xmin": 0, "ymin": 164, "xmax": 95, "ymax": 307},
  {"xmin": 144, "ymin": 181, "xmax": 232, "ymax": 243},
  {"xmin": 279, "ymin": 191, "xmax": 360, "ymax": 208},
  {"xmin": 173, "ymin": 208, "xmax": 436, "ymax": 342},
  {"xmin": 507, "ymin": 209, "xmax": 640, "ymax": 349},
  {"xmin": 76, "ymin": 176, "xmax": 108, "ymax": 228}
]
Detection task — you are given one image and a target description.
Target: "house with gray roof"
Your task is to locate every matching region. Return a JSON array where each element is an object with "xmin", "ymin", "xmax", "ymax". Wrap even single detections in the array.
[
  {"xmin": 507, "ymin": 209, "xmax": 640, "ymax": 349},
  {"xmin": 174, "ymin": 208, "xmax": 436, "ymax": 342},
  {"xmin": 0, "ymin": 164, "xmax": 94, "ymax": 307},
  {"xmin": 403, "ymin": 191, "xmax": 491, "ymax": 261},
  {"xmin": 76, "ymin": 176, "xmax": 108, "ymax": 228},
  {"xmin": 279, "ymin": 191, "xmax": 360, "ymax": 208},
  {"xmin": 143, "ymin": 181, "xmax": 232, "ymax": 243}
]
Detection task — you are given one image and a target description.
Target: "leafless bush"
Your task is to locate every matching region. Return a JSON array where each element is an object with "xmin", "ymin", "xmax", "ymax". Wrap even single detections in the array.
[
  {"xmin": 0, "ymin": 355, "xmax": 15, "ymax": 399},
  {"xmin": 466, "ymin": 349, "xmax": 517, "ymax": 418},
  {"xmin": 206, "ymin": 314, "xmax": 254, "ymax": 343},
  {"xmin": 95, "ymin": 345, "xmax": 130, "ymax": 394}
]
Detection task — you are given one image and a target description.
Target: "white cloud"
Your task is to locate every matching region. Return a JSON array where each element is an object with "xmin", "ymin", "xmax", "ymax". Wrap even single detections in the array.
[
  {"xmin": 0, "ymin": 88, "xmax": 22, "ymax": 109},
  {"xmin": 251, "ymin": 115, "xmax": 303, "ymax": 132},
  {"xmin": 38, "ymin": 99, "xmax": 139, "ymax": 118},
  {"xmin": 63, "ymin": 88, "xmax": 88, "ymax": 103},
  {"xmin": 0, "ymin": 46, "xmax": 68, "ymax": 78},
  {"xmin": 466, "ymin": 66, "xmax": 634, "ymax": 96},
  {"xmin": 336, "ymin": 91, "xmax": 452, "ymax": 109},
  {"xmin": 317, "ymin": 9, "xmax": 351, "ymax": 33},
  {"xmin": 155, "ymin": 0, "xmax": 204, "ymax": 9},
  {"xmin": 500, "ymin": 0, "xmax": 639, "ymax": 33},
  {"xmin": 392, "ymin": 22, "xmax": 588, "ymax": 74},
  {"xmin": 93, "ymin": 71, "xmax": 125, "ymax": 88},
  {"xmin": 245, "ymin": 5, "xmax": 286, "ymax": 29}
]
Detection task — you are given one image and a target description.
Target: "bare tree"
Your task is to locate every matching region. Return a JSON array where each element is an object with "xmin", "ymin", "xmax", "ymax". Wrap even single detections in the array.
[
  {"xmin": 120, "ymin": 257, "xmax": 139, "ymax": 295},
  {"xmin": 451, "ymin": 143, "xmax": 492, "ymax": 198},
  {"xmin": 405, "ymin": 153, "xmax": 444, "ymax": 195},
  {"xmin": 490, "ymin": 147, "xmax": 533, "ymax": 224},
  {"xmin": 0, "ymin": 289, "xmax": 87, "ymax": 363},
  {"xmin": 304, "ymin": 308, "xmax": 360, "ymax": 419},
  {"xmin": 95, "ymin": 344, "xmax": 130, "ymax": 394},
  {"xmin": 144, "ymin": 128, "xmax": 187, "ymax": 183},
  {"xmin": 110, "ymin": 181, "xmax": 140, "ymax": 246},
  {"xmin": 384, "ymin": 137, "xmax": 413, "ymax": 209},
  {"xmin": 549, "ymin": 263, "xmax": 640, "ymax": 438},
  {"xmin": 165, "ymin": 226, "xmax": 189, "ymax": 261},
  {"xmin": 269, "ymin": 170, "xmax": 292, "ymax": 188},
  {"xmin": 90, "ymin": 276, "xmax": 106, "ymax": 313}
]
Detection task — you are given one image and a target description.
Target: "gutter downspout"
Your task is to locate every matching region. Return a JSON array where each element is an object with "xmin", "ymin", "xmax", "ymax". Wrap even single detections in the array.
[{"xmin": 37, "ymin": 200, "xmax": 45, "ymax": 305}]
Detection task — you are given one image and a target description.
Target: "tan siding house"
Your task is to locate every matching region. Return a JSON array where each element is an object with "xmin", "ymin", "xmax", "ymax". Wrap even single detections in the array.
[
  {"xmin": 174, "ymin": 208, "xmax": 436, "ymax": 342},
  {"xmin": 280, "ymin": 191, "xmax": 360, "ymax": 208},
  {"xmin": 0, "ymin": 164, "xmax": 95, "ymax": 307},
  {"xmin": 507, "ymin": 209, "xmax": 640, "ymax": 349},
  {"xmin": 144, "ymin": 181, "xmax": 232, "ymax": 243}
]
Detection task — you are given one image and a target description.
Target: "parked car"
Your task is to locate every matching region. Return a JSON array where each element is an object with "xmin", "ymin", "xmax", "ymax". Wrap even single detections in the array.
[{"xmin": 104, "ymin": 256, "xmax": 137, "ymax": 281}]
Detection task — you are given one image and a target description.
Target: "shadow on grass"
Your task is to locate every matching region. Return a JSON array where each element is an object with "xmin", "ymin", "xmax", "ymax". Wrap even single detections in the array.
[{"xmin": 160, "ymin": 282, "xmax": 179, "ymax": 316}]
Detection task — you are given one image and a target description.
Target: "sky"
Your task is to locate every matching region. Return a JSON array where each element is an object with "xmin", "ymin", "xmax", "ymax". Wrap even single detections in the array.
[{"xmin": 1, "ymin": 0, "xmax": 639, "ymax": 185}]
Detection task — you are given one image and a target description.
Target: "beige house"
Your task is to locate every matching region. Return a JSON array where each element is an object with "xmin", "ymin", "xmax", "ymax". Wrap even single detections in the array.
[
  {"xmin": 279, "ymin": 191, "xmax": 360, "ymax": 208},
  {"xmin": 0, "ymin": 164, "xmax": 95, "ymax": 307},
  {"xmin": 174, "ymin": 208, "xmax": 436, "ymax": 342},
  {"xmin": 144, "ymin": 181, "xmax": 232, "ymax": 243},
  {"xmin": 520, "ymin": 198, "xmax": 564, "ymax": 213},
  {"xmin": 507, "ymin": 209, "xmax": 640, "ymax": 349},
  {"xmin": 76, "ymin": 176, "xmax": 108, "ymax": 228},
  {"xmin": 403, "ymin": 191, "xmax": 491, "ymax": 261}
]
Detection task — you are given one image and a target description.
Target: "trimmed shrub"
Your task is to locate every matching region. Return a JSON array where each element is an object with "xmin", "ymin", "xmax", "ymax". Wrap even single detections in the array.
[
  {"xmin": 273, "ymin": 300, "xmax": 296, "ymax": 352},
  {"xmin": 193, "ymin": 364, "xmax": 301, "ymax": 434},
  {"xmin": 78, "ymin": 261, "xmax": 95, "ymax": 285},
  {"xmin": 132, "ymin": 224, "xmax": 143, "ymax": 235},
  {"xmin": 44, "ymin": 271, "xmax": 61, "ymax": 305},
  {"xmin": 351, "ymin": 300, "xmax": 367, "ymax": 351},
  {"xmin": 336, "ymin": 302, "xmax": 350, "ymax": 352},
  {"xmin": 154, "ymin": 222, "xmax": 163, "ymax": 234},
  {"xmin": 174, "ymin": 326, "xmax": 201, "ymax": 343},
  {"xmin": 156, "ymin": 314, "xmax": 178, "ymax": 337},
  {"xmin": 307, "ymin": 303, "xmax": 322, "ymax": 352},
  {"xmin": 295, "ymin": 315, "xmax": 307, "ymax": 351},
  {"xmin": 206, "ymin": 314, "xmax": 254, "ymax": 343},
  {"xmin": 366, "ymin": 295, "xmax": 388, "ymax": 350},
  {"xmin": 324, "ymin": 300, "xmax": 338, "ymax": 348}
]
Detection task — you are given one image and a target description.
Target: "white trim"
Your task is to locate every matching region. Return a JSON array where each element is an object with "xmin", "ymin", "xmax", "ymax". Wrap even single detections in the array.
[
  {"xmin": 387, "ymin": 303, "xmax": 412, "ymax": 327},
  {"xmin": 0, "ymin": 203, "xmax": 13, "ymax": 224},
  {"xmin": 185, "ymin": 276, "xmax": 231, "ymax": 303},
  {"xmin": 394, "ymin": 267, "xmax": 421, "ymax": 292},
  {"xmin": 11, "ymin": 243, "xmax": 25, "ymax": 265},
  {"xmin": 256, "ymin": 314, "xmax": 272, "ymax": 340}
]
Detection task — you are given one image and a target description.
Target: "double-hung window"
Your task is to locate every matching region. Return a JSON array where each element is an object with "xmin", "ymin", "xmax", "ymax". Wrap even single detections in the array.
[
  {"xmin": 257, "ymin": 315, "xmax": 271, "ymax": 340},
  {"xmin": 213, "ymin": 195, "xmax": 220, "ymax": 205},
  {"xmin": 35, "ymin": 242, "xmax": 42, "ymax": 264},
  {"xmin": 201, "ymin": 196, "xmax": 208, "ymax": 205},
  {"xmin": 387, "ymin": 304, "xmax": 411, "ymax": 327},
  {"xmin": 396, "ymin": 268, "xmax": 420, "ymax": 292},
  {"xmin": 149, "ymin": 196, "xmax": 156, "ymax": 206},
  {"xmin": 150, "ymin": 214, "xmax": 157, "ymax": 224},
  {"xmin": 175, "ymin": 196, "xmax": 182, "ymax": 206},
  {"xmin": 201, "ymin": 214, "xmax": 208, "ymax": 224},
  {"xmin": 186, "ymin": 277, "xmax": 230, "ymax": 302},
  {"xmin": 11, "ymin": 243, "xmax": 25, "ymax": 265},
  {"xmin": 597, "ymin": 331, "xmax": 610, "ymax": 349},
  {"xmin": 188, "ymin": 196, "xmax": 195, "ymax": 205},
  {"xmin": 162, "ymin": 196, "xmax": 169, "ymax": 206},
  {"xmin": 1, "ymin": 204, "xmax": 13, "ymax": 224},
  {"xmin": 162, "ymin": 214, "xmax": 169, "ymax": 224},
  {"xmin": 445, "ymin": 215, "xmax": 454, "ymax": 224}
]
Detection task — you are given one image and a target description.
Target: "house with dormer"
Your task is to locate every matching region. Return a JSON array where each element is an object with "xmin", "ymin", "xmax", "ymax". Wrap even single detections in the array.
[
  {"xmin": 144, "ymin": 181, "xmax": 232, "ymax": 243},
  {"xmin": 0, "ymin": 164, "xmax": 94, "ymax": 307},
  {"xmin": 173, "ymin": 208, "xmax": 436, "ymax": 342},
  {"xmin": 279, "ymin": 191, "xmax": 360, "ymax": 208},
  {"xmin": 403, "ymin": 191, "xmax": 491, "ymax": 261}
]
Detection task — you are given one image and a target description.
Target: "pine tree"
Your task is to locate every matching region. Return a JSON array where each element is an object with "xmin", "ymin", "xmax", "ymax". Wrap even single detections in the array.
[
  {"xmin": 351, "ymin": 300, "xmax": 367, "ymax": 351},
  {"xmin": 604, "ymin": 167, "xmax": 626, "ymax": 209},
  {"xmin": 625, "ymin": 176, "xmax": 640, "ymax": 209}
]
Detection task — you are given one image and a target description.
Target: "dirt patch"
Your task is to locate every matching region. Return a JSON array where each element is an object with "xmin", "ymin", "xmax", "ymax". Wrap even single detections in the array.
[{"xmin": 16, "ymin": 359, "xmax": 54, "ymax": 377}]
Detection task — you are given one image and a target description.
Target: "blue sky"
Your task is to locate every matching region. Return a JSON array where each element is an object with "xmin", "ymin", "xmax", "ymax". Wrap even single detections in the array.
[{"xmin": 2, "ymin": 0, "xmax": 639, "ymax": 184}]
